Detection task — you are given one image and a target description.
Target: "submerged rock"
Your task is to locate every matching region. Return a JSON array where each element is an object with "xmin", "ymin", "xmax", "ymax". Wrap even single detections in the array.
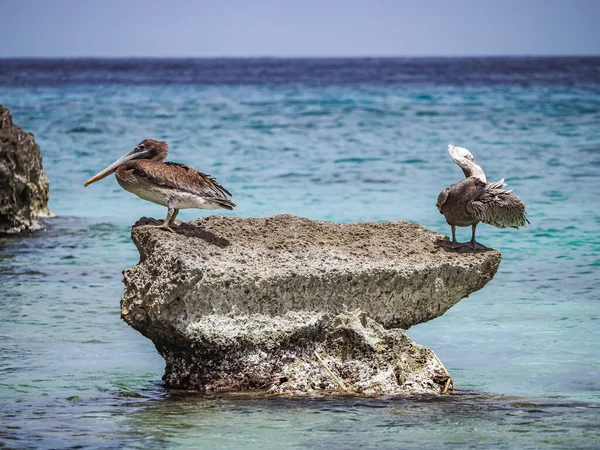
[
  {"xmin": 122, "ymin": 214, "xmax": 501, "ymax": 395},
  {"xmin": 0, "ymin": 105, "xmax": 50, "ymax": 234}
]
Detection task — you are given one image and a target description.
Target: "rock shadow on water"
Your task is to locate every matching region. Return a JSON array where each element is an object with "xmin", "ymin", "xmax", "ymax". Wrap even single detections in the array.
[
  {"xmin": 111, "ymin": 386, "xmax": 600, "ymax": 450},
  {"xmin": 0, "ymin": 216, "xmax": 90, "ymax": 248}
]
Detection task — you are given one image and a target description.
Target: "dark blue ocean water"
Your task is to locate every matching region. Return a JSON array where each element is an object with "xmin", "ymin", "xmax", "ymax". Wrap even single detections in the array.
[{"xmin": 1, "ymin": 58, "xmax": 600, "ymax": 449}]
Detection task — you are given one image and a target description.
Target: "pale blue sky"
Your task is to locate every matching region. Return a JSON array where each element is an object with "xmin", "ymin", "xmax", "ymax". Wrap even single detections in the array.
[{"xmin": 1, "ymin": 0, "xmax": 599, "ymax": 57}]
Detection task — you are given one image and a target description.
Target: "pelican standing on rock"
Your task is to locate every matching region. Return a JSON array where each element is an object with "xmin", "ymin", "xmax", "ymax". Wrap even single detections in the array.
[
  {"xmin": 436, "ymin": 144, "xmax": 529, "ymax": 250},
  {"xmin": 84, "ymin": 139, "xmax": 236, "ymax": 231}
]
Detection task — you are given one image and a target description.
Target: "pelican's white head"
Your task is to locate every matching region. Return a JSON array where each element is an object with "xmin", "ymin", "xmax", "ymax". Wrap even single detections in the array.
[{"xmin": 447, "ymin": 144, "xmax": 486, "ymax": 182}]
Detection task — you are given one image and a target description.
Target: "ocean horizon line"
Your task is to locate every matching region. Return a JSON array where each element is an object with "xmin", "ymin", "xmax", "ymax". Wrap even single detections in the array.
[{"xmin": 2, "ymin": 54, "xmax": 600, "ymax": 61}]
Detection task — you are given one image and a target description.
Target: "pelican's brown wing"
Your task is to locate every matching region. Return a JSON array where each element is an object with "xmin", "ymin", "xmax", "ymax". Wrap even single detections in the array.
[
  {"xmin": 466, "ymin": 179, "xmax": 528, "ymax": 229},
  {"xmin": 132, "ymin": 160, "xmax": 235, "ymax": 203}
]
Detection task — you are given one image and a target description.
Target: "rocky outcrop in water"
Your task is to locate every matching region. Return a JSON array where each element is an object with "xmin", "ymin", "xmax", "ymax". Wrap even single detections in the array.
[
  {"xmin": 122, "ymin": 214, "xmax": 501, "ymax": 395},
  {"xmin": 0, "ymin": 105, "xmax": 50, "ymax": 234}
]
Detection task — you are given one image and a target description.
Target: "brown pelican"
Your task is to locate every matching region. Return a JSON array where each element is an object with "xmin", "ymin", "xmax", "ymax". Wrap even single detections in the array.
[
  {"xmin": 436, "ymin": 144, "xmax": 529, "ymax": 250},
  {"xmin": 84, "ymin": 139, "xmax": 235, "ymax": 231}
]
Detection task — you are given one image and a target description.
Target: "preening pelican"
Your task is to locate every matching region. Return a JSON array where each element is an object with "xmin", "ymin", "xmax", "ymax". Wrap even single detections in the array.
[
  {"xmin": 436, "ymin": 144, "xmax": 528, "ymax": 250},
  {"xmin": 84, "ymin": 139, "xmax": 236, "ymax": 231}
]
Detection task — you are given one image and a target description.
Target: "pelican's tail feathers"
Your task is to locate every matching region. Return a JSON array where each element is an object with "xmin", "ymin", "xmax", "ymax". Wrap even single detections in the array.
[
  {"xmin": 487, "ymin": 178, "xmax": 507, "ymax": 190},
  {"xmin": 466, "ymin": 179, "xmax": 529, "ymax": 229},
  {"xmin": 211, "ymin": 198, "xmax": 237, "ymax": 211}
]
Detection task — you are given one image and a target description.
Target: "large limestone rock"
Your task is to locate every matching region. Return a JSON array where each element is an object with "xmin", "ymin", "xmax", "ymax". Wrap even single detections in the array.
[
  {"xmin": 0, "ymin": 105, "xmax": 50, "ymax": 234},
  {"xmin": 122, "ymin": 214, "xmax": 501, "ymax": 395}
]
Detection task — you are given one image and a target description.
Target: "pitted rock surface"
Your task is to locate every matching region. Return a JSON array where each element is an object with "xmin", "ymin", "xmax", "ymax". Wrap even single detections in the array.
[
  {"xmin": 0, "ymin": 105, "xmax": 50, "ymax": 234},
  {"xmin": 121, "ymin": 214, "xmax": 501, "ymax": 394}
]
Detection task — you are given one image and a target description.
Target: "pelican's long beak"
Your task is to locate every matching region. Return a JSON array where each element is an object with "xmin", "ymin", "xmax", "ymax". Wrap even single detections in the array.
[
  {"xmin": 84, "ymin": 148, "xmax": 148, "ymax": 186},
  {"xmin": 447, "ymin": 144, "xmax": 458, "ymax": 161},
  {"xmin": 447, "ymin": 143, "xmax": 470, "ymax": 168}
]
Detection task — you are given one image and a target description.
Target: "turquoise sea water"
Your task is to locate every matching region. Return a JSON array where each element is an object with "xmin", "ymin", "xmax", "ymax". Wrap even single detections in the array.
[{"xmin": 1, "ymin": 58, "xmax": 600, "ymax": 448}]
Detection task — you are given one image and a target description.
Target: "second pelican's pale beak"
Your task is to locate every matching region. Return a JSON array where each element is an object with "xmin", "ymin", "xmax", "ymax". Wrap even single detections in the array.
[{"xmin": 84, "ymin": 147, "xmax": 149, "ymax": 186}]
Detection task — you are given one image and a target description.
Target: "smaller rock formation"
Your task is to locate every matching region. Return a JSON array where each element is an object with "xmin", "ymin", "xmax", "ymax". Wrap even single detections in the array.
[
  {"xmin": 0, "ymin": 105, "xmax": 50, "ymax": 234},
  {"xmin": 122, "ymin": 215, "xmax": 501, "ymax": 395}
]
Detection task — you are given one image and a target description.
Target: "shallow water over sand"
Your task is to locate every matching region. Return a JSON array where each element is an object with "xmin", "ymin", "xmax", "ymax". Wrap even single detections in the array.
[{"xmin": 1, "ymin": 58, "xmax": 600, "ymax": 448}]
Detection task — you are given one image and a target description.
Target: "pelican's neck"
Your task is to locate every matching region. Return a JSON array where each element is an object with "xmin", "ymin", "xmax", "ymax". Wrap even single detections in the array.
[
  {"xmin": 458, "ymin": 158, "xmax": 487, "ymax": 183},
  {"xmin": 468, "ymin": 163, "xmax": 487, "ymax": 183},
  {"xmin": 156, "ymin": 144, "xmax": 168, "ymax": 162}
]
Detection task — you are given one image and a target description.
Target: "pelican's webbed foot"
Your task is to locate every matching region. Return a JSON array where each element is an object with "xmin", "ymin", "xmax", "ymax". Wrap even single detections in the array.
[
  {"xmin": 470, "ymin": 241, "xmax": 488, "ymax": 251},
  {"xmin": 439, "ymin": 224, "xmax": 468, "ymax": 250},
  {"xmin": 141, "ymin": 207, "xmax": 179, "ymax": 233},
  {"xmin": 439, "ymin": 239, "xmax": 467, "ymax": 250},
  {"xmin": 143, "ymin": 223, "xmax": 175, "ymax": 233}
]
